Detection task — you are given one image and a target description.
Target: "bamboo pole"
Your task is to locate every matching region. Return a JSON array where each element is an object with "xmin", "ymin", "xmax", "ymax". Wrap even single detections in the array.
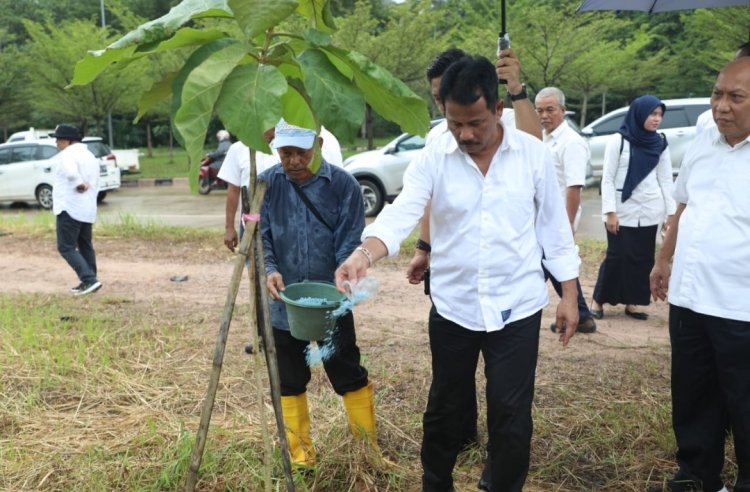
[
  {"xmin": 253, "ymin": 228, "xmax": 294, "ymax": 491},
  {"xmin": 184, "ymin": 181, "xmax": 269, "ymax": 491}
]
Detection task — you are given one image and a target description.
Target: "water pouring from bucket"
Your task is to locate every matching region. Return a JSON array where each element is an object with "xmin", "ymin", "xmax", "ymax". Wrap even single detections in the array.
[{"xmin": 279, "ymin": 278, "xmax": 379, "ymax": 365}]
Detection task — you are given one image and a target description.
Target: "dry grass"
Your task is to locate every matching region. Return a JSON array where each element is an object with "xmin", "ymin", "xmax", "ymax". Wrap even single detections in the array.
[{"xmin": 0, "ymin": 227, "xmax": 740, "ymax": 491}]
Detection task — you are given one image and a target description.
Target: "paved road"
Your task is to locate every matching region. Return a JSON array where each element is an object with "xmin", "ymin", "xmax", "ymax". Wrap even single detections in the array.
[
  {"xmin": 1, "ymin": 184, "xmax": 608, "ymax": 240},
  {"xmin": 0, "ymin": 184, "xmax": 229, "ymax": 230}
]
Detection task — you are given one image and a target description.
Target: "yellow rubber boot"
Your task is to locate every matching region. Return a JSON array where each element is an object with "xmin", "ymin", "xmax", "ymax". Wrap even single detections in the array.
[
  {"xmin": 280, "ymin": 393, "xmax": 315, "ymax": 467},
  {"xmin": 342, "ymin": 382, "xmax": 379, "ymax": 449}
]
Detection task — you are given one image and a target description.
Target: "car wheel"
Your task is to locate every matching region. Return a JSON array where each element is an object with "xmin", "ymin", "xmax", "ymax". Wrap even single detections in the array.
[
  {"xmin": 36, "ymin": 184, "xmax": 53, "ymax": 209},
  {"xmin": 358, "ymin": 178, "xmax": 384, "ymax": 217},
  {"xmin": 97, "ymin": 191, "xmax": 107, "ymax": 203},
  {"xmin": 198, "ymin": 177, "xmax": 211, "ymax": 195}
]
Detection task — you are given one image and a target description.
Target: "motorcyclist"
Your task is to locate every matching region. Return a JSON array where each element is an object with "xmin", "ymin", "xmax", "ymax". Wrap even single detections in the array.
[{"xmin": 206, "ymin": 130, "xmax": 231, "ymax": 171}]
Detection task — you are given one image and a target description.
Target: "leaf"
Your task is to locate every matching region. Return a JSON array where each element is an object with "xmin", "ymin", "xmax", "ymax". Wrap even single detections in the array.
[
  {"xmin": 110, "ymin": 0, "xmax": 233, "ymax": 50},
  {"xmin": 71, "ymin": 46, "xmax": 136, "ymax": 86},
  {"xmin": 298, "ymin": 49, "xmax": 363, "ymax": 141},
  {"xmin": 134, "ymin": 28, "xmax": 227, "ymax": 54},
  {"xmin": 170, "ymin": 38, "xmax": 237, "ymax": 131},
  {"xmin": 215, "ymin": 63, "xmax": 288, "ymax": 154},
  {"xmin": 323, "ymin": 47, "xmax": 429, "ymax": 136},
  {"xmin": 282, "ymin": 80, "xmax": 321, "ymax": 174},
  {"xmin": 297, "ymin": 0, "xmax": 336, "ymax": 33},
  {"xmin": 228, "ymin": 0, "xmax": 298, "ymax": 40},
  {"xmin": 303, "ymin": 29, "xmax": 332, "ymax": 47},
  {"xmin": 136, "ymin": 72, "xmax": 177, "ymax": 122},
  {"xmin": 71, "ymin": 28, "xmax": 228, "ymax": 87},
  {"xmin": 174, "ymin": 41, "xmax": 249, "ymax": 181}
]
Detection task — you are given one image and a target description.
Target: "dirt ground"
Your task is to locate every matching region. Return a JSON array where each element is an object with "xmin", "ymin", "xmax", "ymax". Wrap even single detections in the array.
[
  {"xmin": 0, "ymin": 231, "xmax": 676, "ymax": 490},
  {"xmin": 0, "ymin": 233, "xmax": 670, "ymax": 351}
]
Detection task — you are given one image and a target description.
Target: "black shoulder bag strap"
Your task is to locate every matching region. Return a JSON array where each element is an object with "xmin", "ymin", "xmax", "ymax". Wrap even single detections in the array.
[{"xmin": 290, "ymin": 182, "xmax": 335, "ymax": 232}]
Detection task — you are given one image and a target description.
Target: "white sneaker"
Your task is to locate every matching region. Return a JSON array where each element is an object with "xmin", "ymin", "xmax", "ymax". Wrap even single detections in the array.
[
  {"xmin": 74, "ymin": 281, "xmax": 102, "ymax": 297},
  {"xmin": 70, "ymin": 282, "xmax": 85, "ymax": 294}
]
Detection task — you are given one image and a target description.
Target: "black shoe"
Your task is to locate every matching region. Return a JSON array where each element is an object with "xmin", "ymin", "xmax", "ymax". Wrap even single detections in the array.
[
  {"xmin": 647, "ymin": 477, "xmax": 703, "ymax": 492},
  {"xmin": 477, "ymin": 456, "xmax": 491, "ymax": 491},
  {"xmin": 625, "ymin": 309, "xmax": 648, "ymax": 320},
  {"xmin": 74, "ymin": 281, "xmax": 102, "ymax": 297},
  {"xmin": 549, "ymin": 317, "xmax": 597, "ymax": 334},
  {"xmin": 70, "ymin": 282, "xmax": 85, "ymax": 294},
  {"xmin": 577, "ymin": 317, "xmax": 597, "ymax": 333}
]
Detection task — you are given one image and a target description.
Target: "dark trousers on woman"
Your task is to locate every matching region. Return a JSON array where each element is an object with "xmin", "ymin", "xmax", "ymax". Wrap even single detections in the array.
[
  {"xmin": 56, "ymin": 211, "xmax": 97, "ymax": 284},
  {"xmin": 668, "ymin": 305, "xmax": 750, "ymax": 492},
  {"xmin": 421, "ymin": 307, "xmax": 541, "ymax": 492},
  {"xmin": 273, "ymin": 311, "xmax": 369, "ymax": 397},
  {"xmin": 593, "ymin": 224, "xmax": 657, "ymax": 306}
]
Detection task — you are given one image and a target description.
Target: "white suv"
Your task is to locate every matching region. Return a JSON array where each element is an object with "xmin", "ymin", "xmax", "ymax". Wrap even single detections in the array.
[
  {"xmin": 582, "ymin": 98, "xmax": 711, "ymax": 180},
  {"xmin": 0, "ymin": 137, "xmax": 120, "ymax": 209}
]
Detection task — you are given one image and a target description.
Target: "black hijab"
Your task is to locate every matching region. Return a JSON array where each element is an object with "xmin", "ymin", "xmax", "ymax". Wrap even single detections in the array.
[{"xmin": 618, "ymin": 95, "xmax": 668, "ymax": 202}]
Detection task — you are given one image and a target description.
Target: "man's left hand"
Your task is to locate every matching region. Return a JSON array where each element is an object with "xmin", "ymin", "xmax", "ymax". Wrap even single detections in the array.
[{"xmin": 496, "ymin": 48, "xmax": 523, "ymax": 95}]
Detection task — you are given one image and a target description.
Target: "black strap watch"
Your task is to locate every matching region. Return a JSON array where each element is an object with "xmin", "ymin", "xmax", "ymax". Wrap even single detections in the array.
[{"xmin": 509, "ymin": 84, "xmax": 527, "ymax": 101}]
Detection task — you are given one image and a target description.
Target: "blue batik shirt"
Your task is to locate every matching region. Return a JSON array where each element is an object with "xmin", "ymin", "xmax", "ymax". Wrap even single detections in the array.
[{"xmin": 259, "ymin": 160, "xmax": 365, "ymax": 330}]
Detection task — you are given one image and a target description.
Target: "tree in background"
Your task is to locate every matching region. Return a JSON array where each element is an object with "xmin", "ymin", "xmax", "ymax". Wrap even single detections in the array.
[
  {"xmin": 0, "ymin": 29, "xmax": 31, "ymax": 139},
  {"xmin": 23, "ymin": 17, "xmax": 148, "ymax": 135}
]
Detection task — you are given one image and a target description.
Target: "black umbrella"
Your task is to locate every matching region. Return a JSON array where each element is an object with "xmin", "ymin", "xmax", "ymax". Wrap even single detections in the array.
[{"xmin": 577, "ymin": 0, "xmax": 750, "ymax": 13}]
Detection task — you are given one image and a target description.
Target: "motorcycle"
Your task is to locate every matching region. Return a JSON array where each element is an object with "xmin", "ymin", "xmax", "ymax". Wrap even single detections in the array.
[{"xmin": 198, "ymin": 155, "xmax": 227, "ymax": 195}]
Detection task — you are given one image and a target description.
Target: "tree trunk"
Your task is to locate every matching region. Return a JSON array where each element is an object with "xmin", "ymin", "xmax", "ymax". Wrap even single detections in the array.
[
  {"xmin": 366, "ymin": 104, "xmax": 374, "ymax": 150},
  {"xmin": 580, "ymin": 94, "xmax": 589, "ymax": 128},
  {"xmin": 146, "ymin": 121, "xmax": 154, "ymax": 158},
  {"xmin": 601, "ymin": 92, "xmax": 607, "ymax": 118}
]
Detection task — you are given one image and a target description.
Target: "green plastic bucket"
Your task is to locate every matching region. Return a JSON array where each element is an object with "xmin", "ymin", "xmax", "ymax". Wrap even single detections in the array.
[{"xmin": 280, "ymin": 281, "xmax": 346, "ymax": 341}]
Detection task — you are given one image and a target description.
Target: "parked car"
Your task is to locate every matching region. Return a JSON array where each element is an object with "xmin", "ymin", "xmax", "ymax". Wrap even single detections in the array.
[
  {"xmin": 581, "ymin": 98, "xmax": 710, "ymax": 180},
  {"xmin": 0, "ymin": 137, "xmax": 120, "ymax": 209},
  {"xmin": 5, "ymin": 127, "xmax": 54, "ymax": 143},
  {"xmin": 344, "ymin": 120, "xmax": 442, "ymax": 217}
]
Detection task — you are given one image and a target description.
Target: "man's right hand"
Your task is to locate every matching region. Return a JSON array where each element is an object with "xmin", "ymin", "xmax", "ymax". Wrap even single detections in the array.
[
  {"xmin": 266, "ymin": 272, "xmax": 285, "ymax": 300},
  {"xmin": 406, "ymin": 251, "xmax": 429, "ymax": 284},
  {"xmin": 224, "ymin": 228, "xmax": 238, "ymax": 252}
]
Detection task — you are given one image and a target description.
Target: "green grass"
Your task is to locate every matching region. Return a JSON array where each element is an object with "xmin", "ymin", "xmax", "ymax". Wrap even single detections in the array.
[
  {"xmin": 2, "ymin": 225, "xmax": 738, "ymax": 491},
  {"xmin": 0, "ymin": 211, "xmax": 217, "ymax": 243},
  {"xmin": 122, "ymin": 147, "xmax": 191, "ymax": 180},
  {"xmin": 121, "ymin": 137, "xmax": 399, "ymax": 181}
]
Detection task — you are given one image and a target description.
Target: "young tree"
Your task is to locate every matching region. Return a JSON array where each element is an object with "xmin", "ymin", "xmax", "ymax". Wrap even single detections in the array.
[{"xmin": 71, "ymin": 0, "xmax": 430, "ymax": 188}]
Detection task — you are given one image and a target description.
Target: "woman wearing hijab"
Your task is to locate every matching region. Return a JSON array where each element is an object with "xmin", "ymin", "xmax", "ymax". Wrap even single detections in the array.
[{"xmin": 591, "ymin": 95, "xmax": 676, "ymax": 321}]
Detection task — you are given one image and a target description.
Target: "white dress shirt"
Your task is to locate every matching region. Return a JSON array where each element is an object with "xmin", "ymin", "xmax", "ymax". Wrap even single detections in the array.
[
  {"xmin": 364, "ymin": 123, "xmax": 579, "ymax": 332},
  {"xmin": 52, "ymin": 142, "xmax": 100, "ymax": 223},
  {"xmin": 694, "ymin": 108, "xmax": 715, "ymax": 137},
  {"xmin": 600, "ymin": 134, "xmax": 676, "ymax": 226},
  {"xmin": 543, "ymin": 122, "xmax": 589, "ymax": 231},
  {"xmin": 668, "ymin": 126, "xmax": 750, "ymax": 322},
  {"xmin": 218, "ymin": 127, "xmax": 343, "ymax": 188},
  {"xmin": 424, "ymin": 109, "xmax": 517, "ymax": 147}
]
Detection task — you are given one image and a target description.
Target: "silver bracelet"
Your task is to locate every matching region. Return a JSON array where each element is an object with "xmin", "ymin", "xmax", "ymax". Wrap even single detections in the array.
[{"xmin": 355, "ymin": 246, "xmax": 373, "ymax": 267}]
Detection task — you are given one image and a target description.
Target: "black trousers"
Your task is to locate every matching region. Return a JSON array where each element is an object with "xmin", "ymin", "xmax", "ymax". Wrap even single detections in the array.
[
  {"xmin": 669, "ymin": 305, "xmax": 750, "ymax": 492},
  {"xmin": 56, "ymin": 211, "xmax": 97, "ymax": 284},
  {"xmin": 421, "ymin": 307, "xmax": 541, "ymax": 492},
  {"xmin": 273, "ymin": 311, "xmax": 369, "ymax": 397}
]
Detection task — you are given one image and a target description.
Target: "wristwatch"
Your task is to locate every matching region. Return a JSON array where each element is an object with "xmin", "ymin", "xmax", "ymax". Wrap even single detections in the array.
[
  {"xmin": 416, "ymin": 239, "xmax": 431, "ymax": 253},
  {"xmin": 509, "ymin": 84, "xmax": 527, "ymax": 101}
]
